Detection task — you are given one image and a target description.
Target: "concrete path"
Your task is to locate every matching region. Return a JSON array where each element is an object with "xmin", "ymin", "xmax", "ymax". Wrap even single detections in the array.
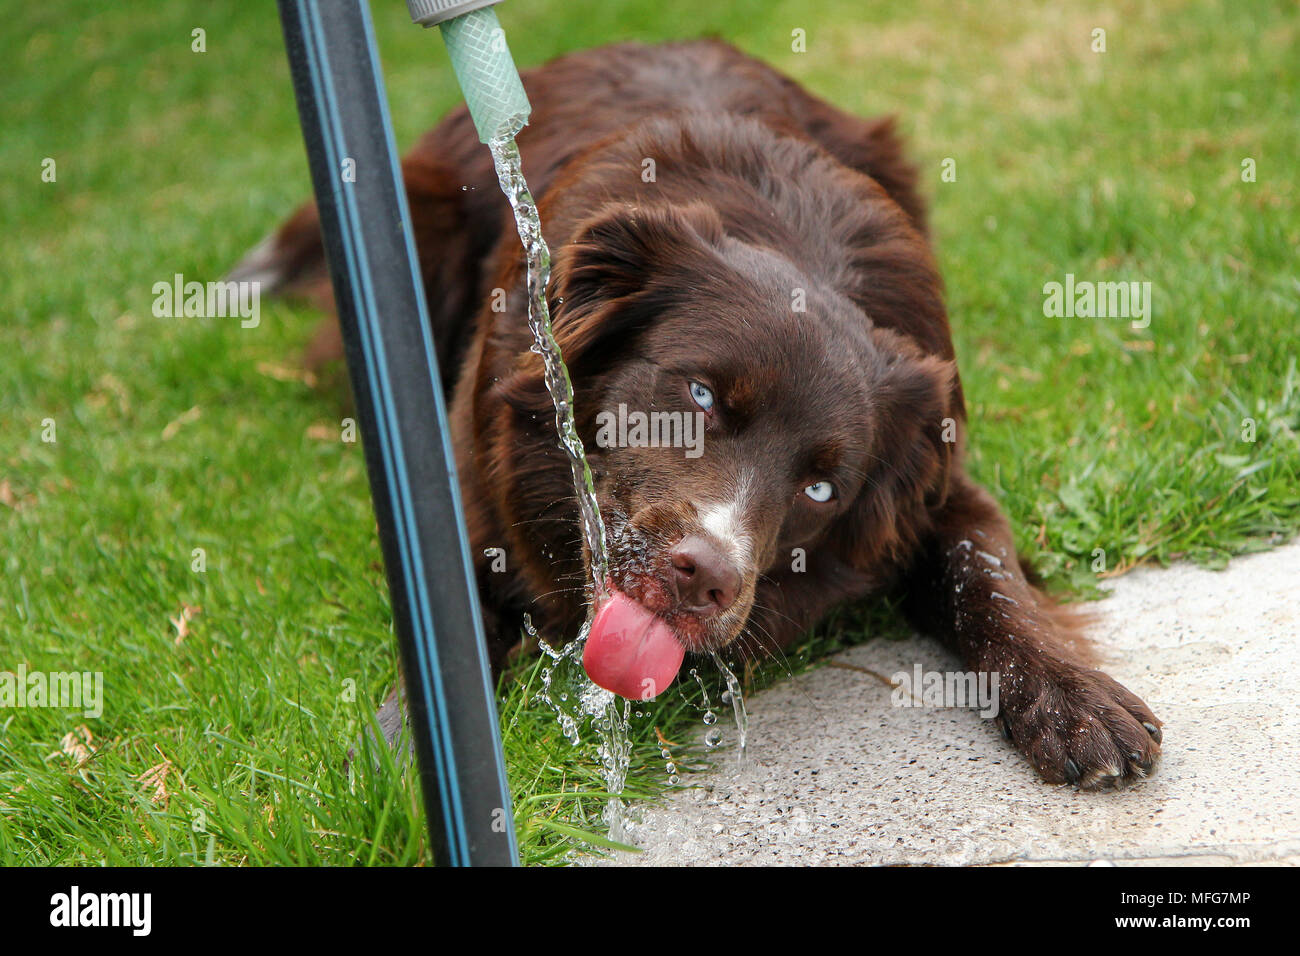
[{"xmin": 605, "ymin": 540, "xmax": 1300, "ymax": 866}]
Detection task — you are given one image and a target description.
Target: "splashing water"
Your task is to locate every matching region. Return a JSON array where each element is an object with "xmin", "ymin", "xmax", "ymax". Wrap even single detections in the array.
[
  {"xmin": 714, "ymin": 654, "xmax": 749, "ymax": 758},
  {"xmin": 691, "ymin": 667, "xmax": 726, "ymax": 752},
  {"xmin": 488, "ymin": 135, "xmax": 748, "ymax": 843}
]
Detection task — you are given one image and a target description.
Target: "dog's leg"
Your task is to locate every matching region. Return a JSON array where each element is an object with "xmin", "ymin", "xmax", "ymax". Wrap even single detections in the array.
[{"xmin": 901, "ymin": 476, "xmax": 1162, "ymax": 789}]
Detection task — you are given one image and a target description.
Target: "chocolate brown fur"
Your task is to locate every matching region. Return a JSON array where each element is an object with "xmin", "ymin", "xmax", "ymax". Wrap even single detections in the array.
[{"xmin": 246, "ymin": 39, "xmax": 1161, "ymax": 789}]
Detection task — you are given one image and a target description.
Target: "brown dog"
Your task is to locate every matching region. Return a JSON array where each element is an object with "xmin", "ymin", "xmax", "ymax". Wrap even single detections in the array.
[{"xmin": 236, "ymin": 39, "xmax": 1161, "ymax": 788}]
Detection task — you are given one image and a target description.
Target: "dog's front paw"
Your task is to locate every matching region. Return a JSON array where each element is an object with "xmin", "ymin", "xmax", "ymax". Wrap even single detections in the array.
[{"xmin": 998, "ymin": 659, "xmax": 1162, "ymax": 790}]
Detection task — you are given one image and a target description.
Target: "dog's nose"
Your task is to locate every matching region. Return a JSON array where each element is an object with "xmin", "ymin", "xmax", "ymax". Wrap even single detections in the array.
[{"xmin": 670, "ymin": 535, "xmax": 742, "ymax": 614}]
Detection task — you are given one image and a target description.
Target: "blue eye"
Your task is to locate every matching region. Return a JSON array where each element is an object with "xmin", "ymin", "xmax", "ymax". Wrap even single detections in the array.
[
  {"xmin": 804, "ymin": 481, "xmax": 835, "ymax": 503},
  {"xmin": 689, "ymin": 381, "xmax": 715, "ymax": 411}
]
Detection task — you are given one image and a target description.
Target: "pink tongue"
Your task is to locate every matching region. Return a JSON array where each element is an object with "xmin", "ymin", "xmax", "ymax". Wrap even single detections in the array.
[{"xmin": 583, "ymin": 592, "xmax": 685, "ymax": 701}]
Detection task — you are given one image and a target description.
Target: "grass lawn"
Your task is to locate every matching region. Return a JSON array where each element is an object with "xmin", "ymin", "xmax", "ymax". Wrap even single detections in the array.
[{"xmin": 1, "ymin": 0, "xmax": 1296, "ymax": 865}]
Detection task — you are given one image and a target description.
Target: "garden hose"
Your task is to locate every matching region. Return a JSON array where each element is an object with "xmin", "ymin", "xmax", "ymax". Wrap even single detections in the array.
[{"xmin": 407, "ymin": 0, "xmax": 532, "ymax": 143}]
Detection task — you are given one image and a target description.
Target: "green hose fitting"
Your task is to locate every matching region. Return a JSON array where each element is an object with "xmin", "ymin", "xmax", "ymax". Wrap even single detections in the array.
[{"xmin": 408, "ymin": 0, "xmax": 532, "ymax": 144}]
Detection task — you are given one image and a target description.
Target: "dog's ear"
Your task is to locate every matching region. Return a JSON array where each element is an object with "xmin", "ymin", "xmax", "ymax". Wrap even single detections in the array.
[
  {"xmin": 555, "ymin": 201, "xmax": 724, "ymax": 315},
  {"xmin": 869, "ymin": 327, "xmax": 958, "ymax": 510},
  {"xmin": 497, "ymin": 202, "xmax": 725, "ymax": 412},
  {"xmin": 840, "ymin": 328, "xmax": 958, "ymax": 563}
]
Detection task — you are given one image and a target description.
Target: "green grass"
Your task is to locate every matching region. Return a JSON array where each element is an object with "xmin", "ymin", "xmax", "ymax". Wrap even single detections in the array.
[{"xmin": 1, "ymin": 0, "xmax": 1296, "ymax": 865}]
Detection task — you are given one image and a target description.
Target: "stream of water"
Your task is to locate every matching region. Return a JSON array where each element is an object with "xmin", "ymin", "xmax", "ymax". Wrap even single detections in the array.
[
  {"xmin": 489, "ymin": 136, "xmax": 609, "ymax": 600},
  {"xmin": 488, "ymin": 135, "xmax": 745, "ymax": 844}
]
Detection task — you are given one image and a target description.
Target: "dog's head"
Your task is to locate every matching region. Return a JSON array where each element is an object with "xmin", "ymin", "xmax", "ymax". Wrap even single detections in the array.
[{"xmin": 502, "ymin": 200, "xmax": 956, "ymax": 694}]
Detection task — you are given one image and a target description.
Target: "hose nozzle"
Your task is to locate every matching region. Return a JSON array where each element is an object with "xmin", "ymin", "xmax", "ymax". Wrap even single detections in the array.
[{"xmin": 408, "ymin": 0, "xmax": 532, "ymax": 144}]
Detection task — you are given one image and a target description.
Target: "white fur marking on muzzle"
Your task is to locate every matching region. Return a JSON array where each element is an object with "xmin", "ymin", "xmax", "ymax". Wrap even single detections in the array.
[{"xmin": 696, "ymin": 471, "xmax": 755, "ymax": 566}]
